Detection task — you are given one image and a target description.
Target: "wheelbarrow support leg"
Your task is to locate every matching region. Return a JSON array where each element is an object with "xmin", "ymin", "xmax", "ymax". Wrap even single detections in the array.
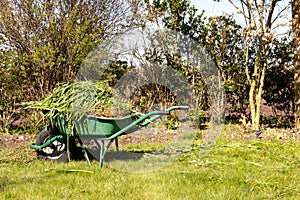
[
  {"xmin": 82, "ymin": 146, "xmax": 91, "ymax": 167},
  {"xmin": 115, "ymin": 138, "xmax": 119, "ymax": 152},
  {"xmin": 78, "ymin": 140, "xmax": 91, "ymax": 167},
  {"xmin": 99, "ymin": 140, "xmax": 105, "ymax": 168}
]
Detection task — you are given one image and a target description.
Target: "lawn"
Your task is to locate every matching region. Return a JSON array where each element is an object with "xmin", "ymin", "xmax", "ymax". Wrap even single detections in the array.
[{"xmin": 0, "ymin": 125, "xmax": 299, "ymax": 200}]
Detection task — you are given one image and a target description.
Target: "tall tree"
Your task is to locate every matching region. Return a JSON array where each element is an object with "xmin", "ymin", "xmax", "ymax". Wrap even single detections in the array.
[
  {"xmin": 0, "ymin": 0, "xmax": 142, "ymax": 131},
  {"xmin": 204, "ymin": 16, "xmax": 249, "ymax": 118},
  {"xmin": 0, "ymin": 0, "xmax": 141, "ymax": 95},
  {"xmin": 143, "ymin": 0, "xmax": 210, "ymax": 110},
  {"xmin": 227, "ymin": 0, "xmax": 290, "ymax": 130},
  {"xmin": 292, "ymin": 0, "xmax": 300, "ymax": 127}
]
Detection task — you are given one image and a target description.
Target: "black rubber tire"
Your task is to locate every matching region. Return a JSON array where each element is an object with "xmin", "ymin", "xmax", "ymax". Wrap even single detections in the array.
[{"xmin": 35, "ymin": 128, "xmax": 69, "ymax": 162}]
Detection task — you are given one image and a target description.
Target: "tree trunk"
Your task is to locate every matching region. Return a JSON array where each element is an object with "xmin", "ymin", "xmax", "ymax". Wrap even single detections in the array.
[
  {"xmin": 292, "ymin": 0, "xmax": 300, "ymax": 127},
  {"xmin": 249, "ymin": 43, "xmax": 266, "ymax": 131}
]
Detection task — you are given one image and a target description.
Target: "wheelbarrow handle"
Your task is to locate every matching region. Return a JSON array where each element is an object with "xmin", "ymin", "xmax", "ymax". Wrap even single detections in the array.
[
  {"xmin": 176, "ymin": 106, "xmax": 189, "ymax": 110},
  {"xmin": 166, "ymin": 105, "xmax": 189, "ymax": 112},
  {"xmin": 154, "ymin": 110, "xmax": 170, "ymax": 115}
]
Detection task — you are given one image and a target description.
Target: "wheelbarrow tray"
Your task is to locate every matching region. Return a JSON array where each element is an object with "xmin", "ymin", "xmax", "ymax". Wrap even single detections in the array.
[
  {"xmin": 75, "ymin": 115, "xmax": 140, "ymax": 139},
  {"xmin": 31, "ymin": 106, "xmax": 189, "ymax": 167},
  {"xmin": 46, "ymin": 110, "xmax": 141, "ymax": 138}
]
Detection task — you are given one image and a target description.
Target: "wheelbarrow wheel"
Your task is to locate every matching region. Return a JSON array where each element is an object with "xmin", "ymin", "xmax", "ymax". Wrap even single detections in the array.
[{"xmin": 35, "ymin": 128, "xmax": 69, "ymax": 162}]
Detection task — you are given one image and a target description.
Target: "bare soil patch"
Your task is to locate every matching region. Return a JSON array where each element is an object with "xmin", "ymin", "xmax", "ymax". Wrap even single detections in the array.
[{"xmin": 0, "ymin": 134, "xmax": 36, "ymax": 149}]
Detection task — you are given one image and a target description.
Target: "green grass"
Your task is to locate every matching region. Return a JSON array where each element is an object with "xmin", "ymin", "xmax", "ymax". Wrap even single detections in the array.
[{"xmin": 1, "ymin": 130, "xmax": 300, "ymax": 199}]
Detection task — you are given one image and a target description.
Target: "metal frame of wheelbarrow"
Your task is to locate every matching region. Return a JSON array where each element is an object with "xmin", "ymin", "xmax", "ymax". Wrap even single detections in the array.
[{"xmin": 30, "ymin": 106, "xmax": 189, "ymax": 168}]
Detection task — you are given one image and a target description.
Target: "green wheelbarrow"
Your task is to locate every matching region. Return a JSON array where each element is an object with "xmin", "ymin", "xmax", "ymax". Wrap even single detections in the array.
[{"xmin": 30, "ymin": 106, "xmax": 189, "ymax": 167}]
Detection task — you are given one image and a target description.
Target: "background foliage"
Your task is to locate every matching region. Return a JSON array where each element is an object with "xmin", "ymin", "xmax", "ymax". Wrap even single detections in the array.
[
  {"xmin": 0, "ymin": 0, "xmax": 295, "ymax": 132},
  {"xmin": 0, "ymin": 0, "xmax": 142, "ymax": 132}
]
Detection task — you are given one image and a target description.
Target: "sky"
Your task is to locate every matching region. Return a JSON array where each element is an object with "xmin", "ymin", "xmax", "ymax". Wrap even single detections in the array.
[
  {"xmin": 190, "ymin": 0, "xmax": 291, "ymax": 36},
  {"xmin": 190, "ymin": 0, "xmax": 248, "ymax": 27},
  {"xmin": 191, "ymin": 0, "xmax": 238, "ymax": 17}
]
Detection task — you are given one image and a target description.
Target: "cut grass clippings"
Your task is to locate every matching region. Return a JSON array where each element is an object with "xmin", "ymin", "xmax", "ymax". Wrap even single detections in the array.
[{"xmin": 0, "ymin": 130, "xmax": 300, "ymax": 200}]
